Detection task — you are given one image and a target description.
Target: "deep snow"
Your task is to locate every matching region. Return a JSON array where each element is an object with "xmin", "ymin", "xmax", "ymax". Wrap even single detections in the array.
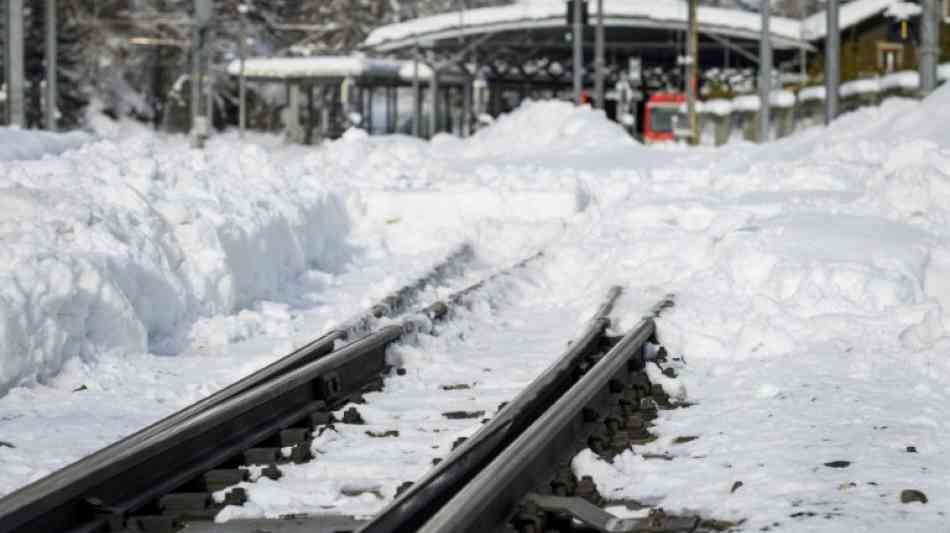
[{"xmin": 1, "ymin": 88, "xmax": 950, "ymax": 531}]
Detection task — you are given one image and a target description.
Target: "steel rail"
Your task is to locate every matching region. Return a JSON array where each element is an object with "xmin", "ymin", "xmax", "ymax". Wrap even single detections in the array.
[
  {"xmin": 360, "ymin": 286, "xmax": 622, "ymax": 533},
  {"xmin": 0, "ymin": 326, "xmax": 402, "ymax": 533},
  {"xmin": 415, "ymin": 301, "xmax": 669, "ymax": 533},
  {"xmin": 0, "ymin": 244, "xmax": 476, "ymax": 533}
]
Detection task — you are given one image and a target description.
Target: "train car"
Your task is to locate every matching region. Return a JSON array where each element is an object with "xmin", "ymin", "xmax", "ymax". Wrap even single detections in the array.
[{"xmin": 642, "ymin": 92, "xmax": 685, "ymax": 143}]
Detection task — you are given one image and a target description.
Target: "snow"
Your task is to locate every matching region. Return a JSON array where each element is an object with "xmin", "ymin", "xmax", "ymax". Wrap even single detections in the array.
[
  {"xmin": 939, "ymin": 63, "xmax": 950, "ymax": 82},
  {"xmin": 224, "ymin": 56, "xmax": 439, "ymax": 83},
  {"xmin": 3, "ymin": 82, "xmax": 950, "ymax": 533},
  {"xmin": 841, "ymin": 78, "xmax": 881, "ymax": 97},
  {"xmin": 732, "ymin": 94, "xmax": 760, "ymax": 111},
  {"xmin": 770, "ymin": 90, "xmax": 796, "ymax": 108},
  {"xmin": 0, "ymin": 127, "xmax": 92, "ymax": 162},
  {"xmin": 798, "ymin": 85, "xmax": 826, "ymax": 102},
  {"xmin": 884, "ymin": 1, "xmax": 922, "ymax": 20},
  {"xmin": 802, "ymin": 0, "xmax": 901, "ymax": 39},
  {"xmin": 702, "ymin": 99, "xmax": 733, "ymax": 117},
  {"xmin": 364, "ymin": 0, "xmax": 805, "ymax": 51},
  {"xmin": 881, "ymin": 70, "xmax": 920, "ymax": 90}
]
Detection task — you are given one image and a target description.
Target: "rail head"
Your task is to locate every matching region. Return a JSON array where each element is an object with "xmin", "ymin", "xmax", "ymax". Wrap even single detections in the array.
[
  {"xmin": 359, "ymin": 287, "xmax": 625, "ymax": 533},
  {"xmin": 0, "ymin": 326, "xmax": 403, "ymax": 533},
  {"xmin": 415, "ymin": 315, "xmax": 659, "ymax": 533}
]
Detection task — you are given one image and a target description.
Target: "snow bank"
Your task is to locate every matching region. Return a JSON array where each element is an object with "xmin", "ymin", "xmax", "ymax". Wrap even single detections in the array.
[
  {"xmin": 732, "ymin": 94, "xmax": 760, "ymax": 111},
  {"xmin": 702, "ymin": 99, "xmax": 733, "ymax": 116},
  {"xmin": 841, "ymin": 77, "xmax": 881, "ymax": 96},
  {"xmin": 881, "ymin": 70, "xmax": 919, "ymax": 90},
  {"xmin": 0, "ymin": 127, "xmax": 92, "ymax": 161},
  {"xmin": 464, "ymin": 100, "xmax": 637, "ymax": 158},
  {"xmin": 798, "ymin": 85, "xmax": 826, "ymax": 102},
  {"xmin": 0, "ymin": 133, "xmax": 352, "ymax": 395}
]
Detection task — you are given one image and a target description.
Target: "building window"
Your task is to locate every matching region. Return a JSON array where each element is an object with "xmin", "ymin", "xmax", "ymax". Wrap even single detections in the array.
[{"xmin": 877, "ymin": 42, "xmax": 904, "ymax": 73}]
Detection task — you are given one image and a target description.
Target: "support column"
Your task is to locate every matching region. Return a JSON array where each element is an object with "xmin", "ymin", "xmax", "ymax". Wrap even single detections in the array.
[
  {"xmin": 919, "ymin": 0, "xmax": 939, "ymax": 96},
  {"xmin": 306, "ymin": 85, "xmax": 314, "ymax": 144},
  {"xmin": 412, "ymin": 45, "xmax": 422, "ymax": 137},
  {"xmin": 429, "ymin": 70, "xmax": 440, "ymax": 137},
  {"xmin": 44, "ymin": 0, "xmax": 56, "ymax": 130},
  {"xmin": 366, "ymin": 86, "xmax": 374, "ymax": 133},
  {"xmin": 759, "ymin": 0, "xmax": 771, "ymax": 142},
  {"xmin": 6, "ymin": 0, "xmax": 25, "ymax": 126},
  {"xmin": 462, "ymin": 78, "xmax": 473, "ymax": 137},
  {"xmin": 286, "ymin": 82, "xmax": 302, "ymax": 143},
  {"xmin": 572, "ymin": 0, "xmax": 584, "ymax": 104},
  {"xmin": 594, "ymin": 0, "xmax": 605, "ymax": 109},
  {"xmin": 687, "ymin": 0, "xmax": 698, "ymax": 145},
  {"xmin": 320, "ymin": 85, "xmax": 331, "ymax": 139},
  {"xmin": 824, "ymin": 0, "xmax": 840, "ymax": 124}
]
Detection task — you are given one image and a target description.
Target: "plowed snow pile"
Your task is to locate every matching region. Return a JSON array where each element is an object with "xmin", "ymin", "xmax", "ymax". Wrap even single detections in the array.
[{"xmin": 0, "ymin": 87, "xmax": 949, "ymax": 532}]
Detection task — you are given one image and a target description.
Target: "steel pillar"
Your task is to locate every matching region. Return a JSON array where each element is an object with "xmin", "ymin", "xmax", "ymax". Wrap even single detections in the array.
[
  {"xmin": 759, "ymin": 0, "xmax": 771, "ymax": 142},
  {"xmin": 594, "ymin": 0, "xmax": 605, "ymax": 108},
  {"xmin": 429, "ymin": 71, "xmax": 440, "ymax": 137},
  {"xmin": 44, "ymin": 0, "xmax": 56, "ymax": 130},
  {"xmin": 824, "ymin": 0, "xmax": 839, "ymax": 124},
  {"xmin": 687, "ymin": 0, "xmax": 698, "ymax": 144},
  {"xmin": 920, "ymin": 0, "xmax": 939, "ymax": 95},
  {"xmin": 5, "ymin": 0, "xmax": 25, "ymax": 126},
  {"xmin": 572, "ymin": 0, "xmax": 583, "ymax": 104}
]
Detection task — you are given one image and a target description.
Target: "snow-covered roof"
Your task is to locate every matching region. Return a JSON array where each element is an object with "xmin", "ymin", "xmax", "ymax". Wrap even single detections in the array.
[
  {"xmin": 364, "ymin": 0, "xmax": 808, "ymax": 52},
  {"xmin": 841, "ymin": 78, "xmax": 881, "ymax": 96},
  {"xmin": 225, "ymin": 56, "xmax": 437, "ymax": 83},
  {"xmin": 801, "ymin": 0, "xmax": 900, "ymax": 39}
]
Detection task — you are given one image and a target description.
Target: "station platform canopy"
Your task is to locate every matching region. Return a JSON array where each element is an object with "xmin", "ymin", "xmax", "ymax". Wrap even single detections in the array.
[
  {"xmin": 225, "ymin": 55, "xmax": 449, "ymax": 85},
  {"xmin": 362, "ymin": 0, "xmax": 810, "ymax": 54}
]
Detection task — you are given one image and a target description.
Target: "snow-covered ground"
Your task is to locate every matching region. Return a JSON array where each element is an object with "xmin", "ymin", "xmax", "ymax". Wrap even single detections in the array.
[{"xmin": 1, "ymin": 87, "xmax": 949, "ymax": 532}]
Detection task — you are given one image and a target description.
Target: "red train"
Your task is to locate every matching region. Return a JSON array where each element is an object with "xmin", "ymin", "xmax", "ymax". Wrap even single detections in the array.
[{"xmin": 641, "ymin": 92, "xmax": 685, "ymax": 144}]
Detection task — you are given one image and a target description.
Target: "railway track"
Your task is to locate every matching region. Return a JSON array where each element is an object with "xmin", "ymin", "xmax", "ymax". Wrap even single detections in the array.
[{"xmin": 0, "ymin": 245, "xmax": 715, "ymax": 533}]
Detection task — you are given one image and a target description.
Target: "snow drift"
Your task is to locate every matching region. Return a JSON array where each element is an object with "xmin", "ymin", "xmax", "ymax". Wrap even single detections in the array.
[{"xmin": 0, "ymin": 133, "xmax": 352, "ymax": 395}]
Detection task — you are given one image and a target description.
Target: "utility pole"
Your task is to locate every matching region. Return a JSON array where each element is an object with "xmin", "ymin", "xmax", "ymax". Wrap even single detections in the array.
[
  {"xmin": 5, "ymin": 0, "xmax": 25, "ymax": 126},
  {"xmin": 824, "ymin": 0, "xmax": 839, "ymax": 124},
  {"xmin": 919, "ymin": 0, "xmax": 939, "ymax": 95},
  {"xmin": 759, "ymin": 0, "xmax": 771, "ymax": 143},
  {"xmin": 686, "ymin": 0, "xmax": 698, "ymax": 145},
  {"xmin": 238, "ymin": 3, "xmax": 248, "ymax": 137},
  {"xmin": 594, "ymin": 0, "xmax": 605, "ymax": 109},
  {"xmin": 572, "ymin": 0, "xmax": 584, "ymax": 104},
  {"xmin": 191, "ymin": 0, "xmax": 213, "ymax": 148},
  {"xmin": 44, "ymin": 0, "xmax": 56, "ymax": 130}
]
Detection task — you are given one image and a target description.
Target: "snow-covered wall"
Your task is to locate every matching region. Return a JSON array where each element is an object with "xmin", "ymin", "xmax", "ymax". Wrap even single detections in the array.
[{"xmin": 0, "ymin": 133, "xmax": 352, "ymax": 395}]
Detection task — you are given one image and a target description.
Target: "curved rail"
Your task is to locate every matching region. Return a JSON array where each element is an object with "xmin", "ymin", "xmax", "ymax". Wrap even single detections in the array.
[
  {"xmin": 360, "ymin": 286, "xmax": 623, "ymax": 533},
  {"xmin": 415, "ymin": 297, "xmax": 674, "ymax": 533},
  {"xmin": 0, "ymin": 245, "xmax": 476, "ymax": 533}
]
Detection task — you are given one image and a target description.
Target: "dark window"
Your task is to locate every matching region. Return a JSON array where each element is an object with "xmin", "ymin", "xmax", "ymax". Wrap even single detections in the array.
[{"xmin": 650, "ymin": 107, "xmax": 679, "ymax": 133}]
